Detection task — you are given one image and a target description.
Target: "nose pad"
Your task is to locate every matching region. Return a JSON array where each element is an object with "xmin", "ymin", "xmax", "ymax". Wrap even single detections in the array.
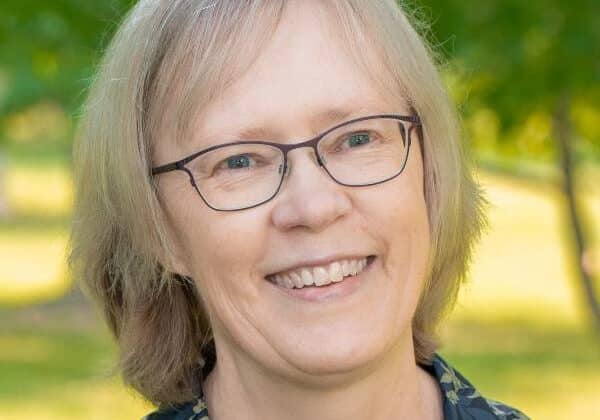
[
  {"xmin": 280, "ymin": 162, "xmax": 292, "ymax": 180},
  {"xmin": 278, "ymin": 150, "xmax": 326, "ymax": 179}
]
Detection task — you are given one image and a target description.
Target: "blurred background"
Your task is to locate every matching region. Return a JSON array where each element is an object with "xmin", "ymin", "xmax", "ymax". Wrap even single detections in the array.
[{"xmin": 0, "ymin": 0, "xmax": 598, "ymax": 418}]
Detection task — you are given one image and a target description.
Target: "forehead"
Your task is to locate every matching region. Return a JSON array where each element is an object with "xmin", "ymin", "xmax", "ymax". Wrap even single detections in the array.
[{"xmin": 189, "ymin": 1, "xmax": 405, "ymax": 145}]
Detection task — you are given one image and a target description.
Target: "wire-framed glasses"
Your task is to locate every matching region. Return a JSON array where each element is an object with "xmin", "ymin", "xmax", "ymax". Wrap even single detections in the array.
[{"xmin": 151, "ymin": 113, "xmax": 421, "ymax": 211}]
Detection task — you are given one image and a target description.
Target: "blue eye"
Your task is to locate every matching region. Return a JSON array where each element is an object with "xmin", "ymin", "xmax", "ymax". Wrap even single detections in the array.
[
  {"xmin": 348, "ymin": 133, "xmax": 371, "ymax": 147},
  {"xmin": 227, "ymin": 155, "xmax": 251, "ymax": 169}
]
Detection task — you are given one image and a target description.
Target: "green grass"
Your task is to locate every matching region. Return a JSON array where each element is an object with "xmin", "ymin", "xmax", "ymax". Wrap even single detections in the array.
[
  {"xmin": 0, "ymin": 309, "xmax": 152, "ymax": 419},
  {"xmin": 0, "ymin": 161, "xmax": 599, "ymax": 419},
  {"xmin": 440, "ymin": 317, "xmax": 600, "ymax": 419}
]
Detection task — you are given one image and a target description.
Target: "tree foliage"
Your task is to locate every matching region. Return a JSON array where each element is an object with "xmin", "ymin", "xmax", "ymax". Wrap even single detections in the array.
[
  {"xmin": 0, "ymin": 0, "xmax": 135, "ymax": 116},
  {"xmin": 0, "ymin": 0, "xmax": 598, "ymax": 160},
  {"xmin": 414, "ymin": 0, "xmax": 600, "ymax": 161}
]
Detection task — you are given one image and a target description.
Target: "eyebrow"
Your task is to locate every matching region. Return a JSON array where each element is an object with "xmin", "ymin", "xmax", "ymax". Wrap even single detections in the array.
[{"xmin": 233, "ymin": 104, "xmax": 375, "ymax": 141}]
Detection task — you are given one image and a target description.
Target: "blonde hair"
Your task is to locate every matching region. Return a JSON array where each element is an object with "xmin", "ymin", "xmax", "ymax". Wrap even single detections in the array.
[{"xmin": 69, "ymin": 0, "xmax": 487, "ymax": 408}]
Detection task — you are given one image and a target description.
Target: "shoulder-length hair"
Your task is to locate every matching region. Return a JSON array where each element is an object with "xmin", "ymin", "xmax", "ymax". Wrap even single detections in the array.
[{"xmin": 69, "ymin": 0, "xmax": 487, "ymax": 408}]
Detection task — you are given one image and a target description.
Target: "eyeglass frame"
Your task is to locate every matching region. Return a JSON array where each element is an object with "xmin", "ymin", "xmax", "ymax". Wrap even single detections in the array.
[{"xmin": 151, "ymin": 113, "xmax": 422, "ymax": 211}]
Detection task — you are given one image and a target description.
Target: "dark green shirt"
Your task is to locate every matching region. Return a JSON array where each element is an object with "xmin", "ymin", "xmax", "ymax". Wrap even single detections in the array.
[{"xmin": 144, "ymin": 353, "xmax": 529, "ymax": 420}]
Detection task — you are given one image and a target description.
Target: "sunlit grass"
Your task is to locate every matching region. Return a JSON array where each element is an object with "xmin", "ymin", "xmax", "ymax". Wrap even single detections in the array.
[
  {"xmin": 0, "ymin": 231, "xmax": 70, "ymax": 304},
  {"xmin": 1, "ymin": 384, "xmax": 151, "ymax": 420},
  {"xmin": 1, "ymin": 162, "xmax": 599, "ymax": 419},
  {"xmin": 0, "ymin": 325, "xmax": 153, "ymax": 419},
  {"xmin": 441, "ymin": 169, "xmax": 600, "ymax": 419},
  {"xmin": 4, "ymin": 164, "xmax": 72, "ymax": 217},
  {"xmin": 0, "ymin": 163, "xmax": 72, "ymax": 305},
  {"xmin": 457, "ymin": 170, "xmax": 584, "ymax": 324},
  {"xmin": 440, "ymin": 318, "xmax": 600, "ymax": 420}
]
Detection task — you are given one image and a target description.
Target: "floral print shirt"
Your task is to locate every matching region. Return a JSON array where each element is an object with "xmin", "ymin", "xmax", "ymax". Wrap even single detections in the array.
[{"xmin": 144, "ymin": 353, "xmax": 529, "ymax": 420}]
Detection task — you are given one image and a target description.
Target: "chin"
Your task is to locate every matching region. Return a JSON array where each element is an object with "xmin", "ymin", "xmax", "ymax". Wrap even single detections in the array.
[{"xmin": 277, "ymin": 334, "xmax": 390, "ymax": 378}]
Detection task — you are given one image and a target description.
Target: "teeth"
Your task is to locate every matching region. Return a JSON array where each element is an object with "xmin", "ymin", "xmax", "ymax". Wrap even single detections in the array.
[
  {"xmin": 349, "ymin": 260, "xmax": 358, "ymax": 276},
  {"xmin": 314, "ymin": 267, "xmax": 329, "ymax": 286},
  {"xmin": 329, "ymin": 261, "xmax": 344, "ymax": 283},
  {"xmin": 270, "ymin": 257, "xmax": 370, "ymax": 289},
  {"xmin": 289, "ymin": 271, "xmax": 304, "ymax": 288},
  {"xmin": 341, "ymin": 260, "xmax": 350, "ymax": 275},
  {"xmin": 300, "ymin": 268, "xmax": 314, "ymax": 286}
]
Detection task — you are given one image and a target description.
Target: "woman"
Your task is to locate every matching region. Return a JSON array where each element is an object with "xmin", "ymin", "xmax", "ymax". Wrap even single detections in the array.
[{"xmin": 69, "ymin": 0, "xmax": 529, "ymax": 419}]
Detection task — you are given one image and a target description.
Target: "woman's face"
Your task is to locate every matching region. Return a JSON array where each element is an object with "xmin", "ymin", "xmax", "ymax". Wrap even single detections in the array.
[{"xmin": 155, "ymin": 2, "xmax": 430, "ymax": 380}]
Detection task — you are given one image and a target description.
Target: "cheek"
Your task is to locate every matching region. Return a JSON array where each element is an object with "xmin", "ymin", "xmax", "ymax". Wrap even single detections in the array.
[
  {"xmin": 357, "ymin": 154, "xmax": 430, "ymax": 294},
  {"xmin": 390, "ymin": 142, "xmax": 429, "ymax": 258},
  {"xmin": 380, "ymin": 185, "xmax": 429, "ymax": 278},
  {"xmin": 392, "ymin": 166, "xmax": 430, "ymax": 301},
  {"xmin": 178, "ymin": 209, "xmax": 272, "ymax": 310},
  {"xmin": 160, "ymin": 178, "xmax": 271, "ymax": 284}
]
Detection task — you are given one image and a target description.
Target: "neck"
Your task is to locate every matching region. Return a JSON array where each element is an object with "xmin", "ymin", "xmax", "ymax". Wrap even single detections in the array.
[{"xmin": 202, "ymin": 328, "xmax": 441, "ymax": 420}]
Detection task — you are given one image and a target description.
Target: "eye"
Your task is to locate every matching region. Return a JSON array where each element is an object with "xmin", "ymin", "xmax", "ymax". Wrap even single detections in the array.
[
  {"xmin": 334, "ymin": 131, "xmax": 376, "ymax": 151},
  {"xmin": 346, "ymin": 132, "xmax": 371, "ymax": 147},
  {"xmin": 223, "ymin": 154, "xmax": 253, "ymax": 169},
  {"xmin": 211, "ymin": 152, "xmax": 271, "ymax": 177}
]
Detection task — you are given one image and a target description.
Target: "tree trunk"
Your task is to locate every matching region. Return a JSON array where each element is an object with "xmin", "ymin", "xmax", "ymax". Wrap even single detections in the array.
[{"xmin": 554, "ymin": 93, "xmax": 600, "ymax": 336}]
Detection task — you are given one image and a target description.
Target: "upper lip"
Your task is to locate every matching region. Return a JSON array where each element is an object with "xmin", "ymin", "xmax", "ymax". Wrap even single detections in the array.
[{"xmin": 265, "ymin": 254, "xmax": 375, "ymax": 278}]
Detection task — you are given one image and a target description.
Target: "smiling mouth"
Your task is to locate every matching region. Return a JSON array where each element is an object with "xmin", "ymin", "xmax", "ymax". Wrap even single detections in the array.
[{"xmin": 265, "ymin": 255, "xmax": 376, "ymax": 289}]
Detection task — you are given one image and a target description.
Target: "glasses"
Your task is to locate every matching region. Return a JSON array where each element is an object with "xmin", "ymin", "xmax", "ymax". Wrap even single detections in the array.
[{"xmin": 152, "ymin": 114, "xmax": 421, "ymax": 211}]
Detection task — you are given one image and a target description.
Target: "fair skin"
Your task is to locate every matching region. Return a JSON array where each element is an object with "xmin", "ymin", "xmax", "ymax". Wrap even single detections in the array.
[{"xmin": 155, "ymin": 1, "xmax": 442, "ymax": 420}]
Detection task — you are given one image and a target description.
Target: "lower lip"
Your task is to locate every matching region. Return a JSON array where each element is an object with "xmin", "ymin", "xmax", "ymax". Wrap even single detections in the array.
[{"xmin": 267, "ymin": 257, "xmax": 376, "ymax": 303}]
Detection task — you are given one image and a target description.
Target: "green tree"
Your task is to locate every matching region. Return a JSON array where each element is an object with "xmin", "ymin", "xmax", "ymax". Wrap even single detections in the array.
[
  {"xmin": 0, "ymin": 0, "xmax": 135, "ymax": 121},
  {"xmin": 415, "ymin": 0, "xmax": 600, "ymax": 333},
  {"xmin": 415, "ymin": 0, "xmax": 599, "ymax": 155}
]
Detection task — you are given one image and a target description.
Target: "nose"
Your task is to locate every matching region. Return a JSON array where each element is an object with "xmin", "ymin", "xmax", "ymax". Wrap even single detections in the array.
[{"xmin": 270, "ymin": 148, "xmax": 352, "ymax": 232}]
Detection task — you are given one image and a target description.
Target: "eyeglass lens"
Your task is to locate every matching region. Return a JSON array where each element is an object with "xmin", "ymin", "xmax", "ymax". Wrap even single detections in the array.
[{"xmin": 186, "ymin": 117, "xmax": 409, "ymax": 211}]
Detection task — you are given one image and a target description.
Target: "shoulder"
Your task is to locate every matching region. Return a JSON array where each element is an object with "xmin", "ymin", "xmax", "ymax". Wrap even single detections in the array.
[
  {"xmin": 427, "ymin": 353, "xmax": 530, "ymax": 420},
  {"xmin": 143, "ymin": 397, "xmax": 209, "ymax": 420}
]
